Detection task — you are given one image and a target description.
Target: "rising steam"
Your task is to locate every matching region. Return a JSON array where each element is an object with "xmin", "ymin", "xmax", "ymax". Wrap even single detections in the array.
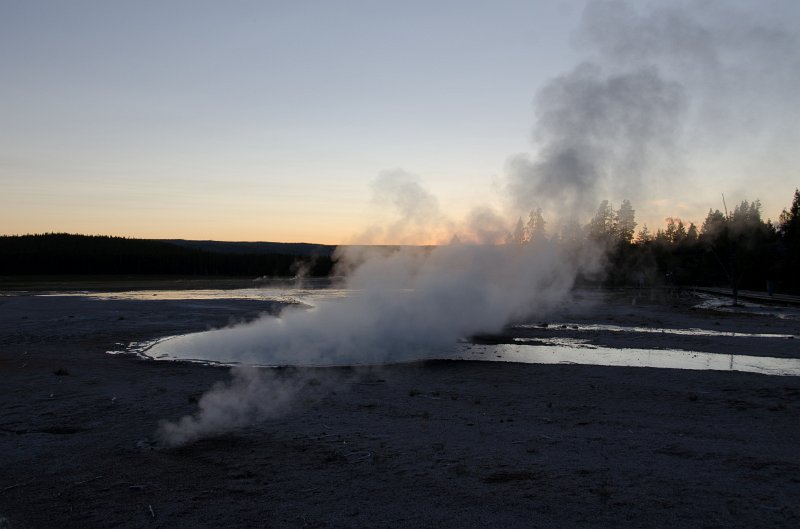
[
  {"xmin": 507, "ymin": 64, "xmax": 686, "ymax": 215},
  {"xmin": 157, "ymin": 0, "xmax": 800, "ymax": 446},
  {"xmin": 157, "ymin": 367, "xmax": 307, "ymax": 447},
  {"xmin": 156, "ymin": 195, "xmax": 601, "ymax": 447},
  {"xmin": 508, "ymin": 0, "xmax": 800, "ymax": 222}
]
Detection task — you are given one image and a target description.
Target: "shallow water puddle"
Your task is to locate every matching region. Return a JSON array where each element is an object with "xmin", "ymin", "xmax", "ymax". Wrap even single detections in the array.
[
  {"xmin": 457, "ymin": 343, "xmax": 800, "ymax": 376},
  {"xmin": 111, "ymin": 334, "xmax": 800, "ymax": 376},
  {"xmin": 512, "ymin": 323, "xmax": 799, "ymax": 339},
  {"xmin": 694, "ymin": 293, "xmax": 800, "ymax": 320},
  {"xmin": 41, "ymin": 287, "xmax": 351, "ymax": 303}
]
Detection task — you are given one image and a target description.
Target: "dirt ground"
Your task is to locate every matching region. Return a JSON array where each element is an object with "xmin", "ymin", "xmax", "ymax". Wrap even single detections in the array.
[{"xmin": 0, "ymin": 289, "xmax": 798, "ymax": 528}]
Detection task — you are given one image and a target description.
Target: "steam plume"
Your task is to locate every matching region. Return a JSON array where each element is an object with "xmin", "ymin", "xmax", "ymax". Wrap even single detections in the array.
[
  {"xmin": 508, "ymin": 0, "xmax": 800, "ymax": 220},
  {"xmin": 507, "ymin": 64, "xmax": 686, "ymax": 215},
  {"xmin": 155, "ymin": 235, "xmax": 599, "ymax": 446},
  {"xmin": 356, "ymin": 169, "xmax": 454, "ymax": 245},
  {"xmin": 157, "ymin": 0, "xmax": 800, "ymax": 445},
  {"xmin": 152, "ymin": 241, "xmax": 595, "ymax": 368}
]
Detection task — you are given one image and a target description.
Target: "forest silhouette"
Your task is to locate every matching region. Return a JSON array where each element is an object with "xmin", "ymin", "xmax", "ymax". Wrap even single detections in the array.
[
  {"xmin": 0, "ymin": 234, "xmax": 334, "ymax": 278},
  {"xmin": 1, "ymin": 189, "xmax": 798, "ymax": 294},
  {"xmin": 565, "ymin": 189, "xmax": 800, "ymax": 296}
]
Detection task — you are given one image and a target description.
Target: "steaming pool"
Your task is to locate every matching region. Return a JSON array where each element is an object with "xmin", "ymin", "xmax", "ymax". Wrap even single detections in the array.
[
  {"xmin": 89, "ymin": 284, "xmax": 800, "ymax": 377},
  {"xmin": 114, "ymin": 334, "xmax": 800, "ymax": 376},
  {"xmin": 111, "ymin": 328, "xmax": 800, "ymax": 379}
]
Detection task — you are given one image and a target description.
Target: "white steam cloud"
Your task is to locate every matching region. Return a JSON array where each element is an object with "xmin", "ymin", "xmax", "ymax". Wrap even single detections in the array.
[
  {"xmin": 154, "ymin": 240, "xmax": 598, "ymax": 367},
  {"xmin": 156, "ymin": 236, "xmax": 601, "ymax": 447}
]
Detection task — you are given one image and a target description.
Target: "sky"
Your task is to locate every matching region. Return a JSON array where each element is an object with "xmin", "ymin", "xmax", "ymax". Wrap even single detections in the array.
[{"xmin": 1, "ymin": 0, "xmax": 798, "ymax": 244}]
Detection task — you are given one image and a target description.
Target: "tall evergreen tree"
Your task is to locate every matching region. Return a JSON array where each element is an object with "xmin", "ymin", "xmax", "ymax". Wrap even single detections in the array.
[
  {"xmin": 509, "ymin": 217, "xmax": 526, "ymax": 245},
  {"xmin": 615, "ymin": 199, "xmax": 637, "ymax": 243},
  {"xmin": 526, "ymin": 208, "xmax": 547, "ymax": 243},
  {"xmin": 587, "ymin": 201, "xmax": 615, "ymax": 241},
  {"xmin": 777, "ymin": 189, "xmax": 800, "ymax": 292},
  {"xmin": 635, "ymin": 224, "xmax": 652, "ymax": 244}
]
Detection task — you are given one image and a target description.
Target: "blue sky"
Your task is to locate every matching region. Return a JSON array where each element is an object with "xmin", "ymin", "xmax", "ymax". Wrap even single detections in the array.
[{"xmin": 1, "ymin": 1, "xmax": 797, "ymax": 243}]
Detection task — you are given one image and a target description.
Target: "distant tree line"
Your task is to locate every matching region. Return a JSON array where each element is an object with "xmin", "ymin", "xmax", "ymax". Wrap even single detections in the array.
[
  {"xmin": 510, "ymin": 189, "xmax": 800, "ymax": 295},
  {"xmin": 5, "ymin": 188, "xmax": 799, "ymax": 293},
  {"xmin": 0, "ymin": 234, "xmax": 334, "ymax": 277}
]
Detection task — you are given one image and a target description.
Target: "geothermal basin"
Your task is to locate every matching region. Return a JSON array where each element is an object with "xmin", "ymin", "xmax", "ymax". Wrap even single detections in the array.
[
  {"xmin": 2, "ymin": 285, "xmax": 799, "ymax": 528},
  {"xmin": 112, "ymin": 287, "xmax": 800, "ymax": 376}
]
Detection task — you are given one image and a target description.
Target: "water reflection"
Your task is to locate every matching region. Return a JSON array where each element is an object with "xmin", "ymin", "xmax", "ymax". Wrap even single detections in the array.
[
  {"xmin": 512, "ymin": 323, "xmax": 799, "ymax": 339},
  {"xmin": 114, "ymin": 333, "xmax": 800, "ymax": 377},
  {"xmin": 456, "ymin": 343, "xmax": 800, "ymax": 376},
  {"xmin": 41, "ymin": 287, "xmax": 352, "ymax": 304},
  {"xmin": 694, "ymin": 293, "xmax": 800, "ymax": 321}
]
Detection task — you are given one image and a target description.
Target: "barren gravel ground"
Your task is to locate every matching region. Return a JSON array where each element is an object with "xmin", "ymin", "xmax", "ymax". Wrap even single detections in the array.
[{"xmin": 0, "ymin": 289, "xmax": 798, "ymax": 528}]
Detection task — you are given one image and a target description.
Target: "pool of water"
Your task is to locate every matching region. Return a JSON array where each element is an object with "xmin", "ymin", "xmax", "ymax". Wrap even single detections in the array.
[
  {"xmin": 457, "ymin": 342, "xmax": 800, "ymax": 376},
  {"xmin": 92, "ymin": 286, "xmax": 798, "ymax": 376},
  {"xmin": 40, "ymin": 286, "xmax": 353, "ymax": 304},
  {"xmin": 694, "ymin": 293, "xmax": 800, "ymax": 320},
  {"xmin": 512, "ymin": 323, "xmax": 799, "ymax": 340},
  {"xmin": 111, "ymin": 332, "xmax": 800, "ymax": 376}
]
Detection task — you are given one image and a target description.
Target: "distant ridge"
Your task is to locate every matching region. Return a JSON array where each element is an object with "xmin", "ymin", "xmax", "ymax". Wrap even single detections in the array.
[
  {"xmin": 0, "ymin": 233, "xmax": 334, "ymax": 277},
  {"xmin": 160, "ymin": 239, "xmax": 336, "ymax": 257}
]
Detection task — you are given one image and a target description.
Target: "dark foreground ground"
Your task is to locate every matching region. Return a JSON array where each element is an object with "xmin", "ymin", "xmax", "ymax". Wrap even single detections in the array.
[{"xmin": 0, "ymin": 289, "xmax": 798, "ymax": 528}]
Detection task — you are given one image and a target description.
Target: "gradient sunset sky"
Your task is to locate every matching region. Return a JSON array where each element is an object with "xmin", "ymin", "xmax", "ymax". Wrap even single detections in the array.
[{"xmin": 2, "ymin": 1, "xmax": 798, "ymax": 244}]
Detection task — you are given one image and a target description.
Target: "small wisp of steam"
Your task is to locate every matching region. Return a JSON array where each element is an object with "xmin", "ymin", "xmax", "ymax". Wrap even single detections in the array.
[{"xmin": 157, "ymin": 367, "xmax": 311, "ymax": 447}]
